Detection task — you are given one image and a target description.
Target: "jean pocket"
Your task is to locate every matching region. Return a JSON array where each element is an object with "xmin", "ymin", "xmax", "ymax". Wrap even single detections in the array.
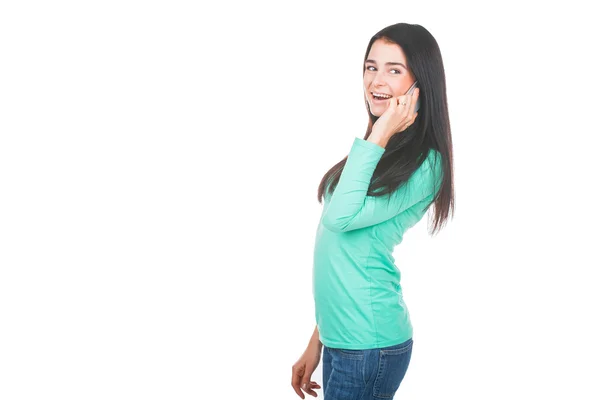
[
  {"xmin": 373, "ymin": 341, "xmax": 413, "ymax": 398},
  {"xmin": 334, "ymin": 348, "xmax": 365, "ymax": 360}
]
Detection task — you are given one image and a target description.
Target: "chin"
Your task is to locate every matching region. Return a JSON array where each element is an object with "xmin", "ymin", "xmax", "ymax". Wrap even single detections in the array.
[{"xmin": 368, "ymin": 106, "xmax": 383, "ymax": 117}]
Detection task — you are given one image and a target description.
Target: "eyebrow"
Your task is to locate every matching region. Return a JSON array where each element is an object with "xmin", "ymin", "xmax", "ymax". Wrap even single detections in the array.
[{"xmin": 365, "ymin": 59, "xmax": 407, "ymax": 69}]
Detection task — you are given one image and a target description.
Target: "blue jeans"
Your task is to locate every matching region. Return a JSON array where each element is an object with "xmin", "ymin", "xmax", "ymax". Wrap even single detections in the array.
[{"xmin": 322, "ymin": 338, "xmax": 413, "ymax": 400}]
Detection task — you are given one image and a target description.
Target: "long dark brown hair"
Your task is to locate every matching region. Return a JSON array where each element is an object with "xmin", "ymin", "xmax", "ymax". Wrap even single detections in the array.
[{"xmin": 317, "ymin": 23, "xmax": 454, "ymax": 235}]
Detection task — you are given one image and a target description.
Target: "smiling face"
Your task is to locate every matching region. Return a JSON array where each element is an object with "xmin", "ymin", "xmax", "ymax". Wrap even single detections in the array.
[{"xmin": 363, "ymin": 39, "xmax": 416, "ymax": 117}]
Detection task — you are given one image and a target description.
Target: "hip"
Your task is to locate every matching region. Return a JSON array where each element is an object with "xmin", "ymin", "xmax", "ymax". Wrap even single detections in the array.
[{"xmin": 322, "ymin": 338, "xmax": 414, "ymax": 399}]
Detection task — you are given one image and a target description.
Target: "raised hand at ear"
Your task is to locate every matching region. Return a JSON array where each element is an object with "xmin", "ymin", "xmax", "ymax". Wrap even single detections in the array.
[{"xmin": 372, "ymin": 87, "xmax": 420, "ymax": 139}]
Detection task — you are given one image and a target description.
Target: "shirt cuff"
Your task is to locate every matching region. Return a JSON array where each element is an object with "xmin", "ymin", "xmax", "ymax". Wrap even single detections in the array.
[{"xmin": 351, "ymin": 137, "xmax": 386, "ymax": 154}]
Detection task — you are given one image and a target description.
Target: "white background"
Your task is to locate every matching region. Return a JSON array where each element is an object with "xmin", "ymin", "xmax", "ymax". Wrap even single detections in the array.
[{"xmin": 1, "ymin": 1, "xmax": 599, "ymax": 399}]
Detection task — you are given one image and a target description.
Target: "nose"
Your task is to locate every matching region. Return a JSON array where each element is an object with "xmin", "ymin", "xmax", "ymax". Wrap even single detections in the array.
[{"xmin": 372, "ymin": 70, "xmax": 387, "ymax": 88}]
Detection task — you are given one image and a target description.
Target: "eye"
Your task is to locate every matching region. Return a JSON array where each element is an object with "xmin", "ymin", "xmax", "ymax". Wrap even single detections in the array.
[{"xmin": 365, "ymin": 65, "xmax": 402, "ymax": 75}]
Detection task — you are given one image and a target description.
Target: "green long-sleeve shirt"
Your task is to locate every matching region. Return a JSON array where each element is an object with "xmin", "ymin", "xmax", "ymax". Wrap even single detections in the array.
[{"xmin": 312, "ymin": 137, "xmax": 442, "ymax": 350}]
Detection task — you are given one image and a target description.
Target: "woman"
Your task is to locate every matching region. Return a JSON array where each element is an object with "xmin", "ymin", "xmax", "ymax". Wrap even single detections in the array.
[{"xmin": 291, "ymin": 23, "xmax": 454, "ymax": 399}]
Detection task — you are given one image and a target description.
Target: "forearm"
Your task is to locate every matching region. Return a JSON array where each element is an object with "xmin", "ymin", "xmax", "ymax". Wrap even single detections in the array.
[{"xmin": 309, "ymin": 324, "xmax": 322, "ymax": 351}]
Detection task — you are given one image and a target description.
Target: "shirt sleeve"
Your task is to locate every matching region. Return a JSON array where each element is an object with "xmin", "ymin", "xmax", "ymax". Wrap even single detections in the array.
[{"xmin": 321, "ymin": 137, "xmax": 442, "ymax": 233}]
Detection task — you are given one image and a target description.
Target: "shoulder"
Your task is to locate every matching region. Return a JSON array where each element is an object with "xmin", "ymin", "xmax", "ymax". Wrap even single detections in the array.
[
  {"xmin": 415, "ymin": 149, "xmax": 443, "ymax": 192},
  {"xmin": 423, "ymin": 148, "xmax": 444, "ymax": 194},
  {"xmin": 421, "ymin": 148, "xmax": 442, "ymax": 173}
]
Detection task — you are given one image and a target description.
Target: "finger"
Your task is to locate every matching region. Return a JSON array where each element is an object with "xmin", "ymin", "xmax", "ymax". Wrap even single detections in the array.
[
  {"xmin": 408, "ymin": 88, "xmax": 419, "ymax": 117},
  {"xmin": 397, "ymin": 94, "xmax": 412, "ymax": 116},
  {"xmin": 292, "ymin": 369, "xmax": 305, "ymax": 399},
  {"xmin": 385, "ymin": 96, "xmax": 397, "ymax": 114},
  {"xmin": 293, "ymin": 384, "xmax": 305, "ymax": 399},
  {"xmin": 405, "ymin": 91, "xmax": 414, "ymax": 117},
  {"xmin": 396, "ymin": 95, "xmax": 407, "ymax": 109},
  {"xmin": 293, "ymin": 383, "xmax": 305, "ymax": 399},
  {"xmin": 301, "ymin": 382, "xmax": 318, "ymax": 397}
]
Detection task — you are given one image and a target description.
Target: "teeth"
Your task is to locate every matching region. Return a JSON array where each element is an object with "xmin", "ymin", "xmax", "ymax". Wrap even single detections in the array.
[{"xmin": 373, "ymin": 92, "xmax": 392, "ymax": 99}]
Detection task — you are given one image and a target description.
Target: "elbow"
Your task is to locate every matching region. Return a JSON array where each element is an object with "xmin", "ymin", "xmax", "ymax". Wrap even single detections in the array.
[{"xmin": 321, "ymin": 215, "xmax": 349, "ymax": 233}]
